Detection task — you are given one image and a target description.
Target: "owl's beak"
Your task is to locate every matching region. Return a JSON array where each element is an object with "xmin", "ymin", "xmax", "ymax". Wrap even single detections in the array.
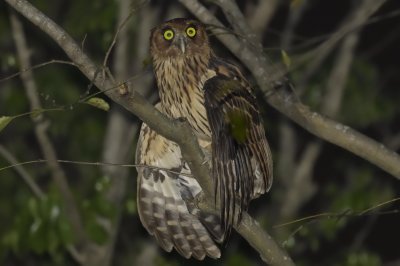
[{"xmin": 175, "ymin": 36, "xmax": 187, "ymax": 54}]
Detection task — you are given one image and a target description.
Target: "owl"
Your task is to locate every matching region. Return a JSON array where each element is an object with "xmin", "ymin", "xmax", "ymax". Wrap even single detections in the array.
[{"xmin": 135, "ymin": 18, "xmax": 273, "ymax": 260}]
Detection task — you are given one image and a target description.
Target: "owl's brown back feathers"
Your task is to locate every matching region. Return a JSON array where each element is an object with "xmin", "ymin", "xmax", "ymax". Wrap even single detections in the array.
[{"xmin": 136, "ymin": 18, "xmax": 273, "ymax": 260}]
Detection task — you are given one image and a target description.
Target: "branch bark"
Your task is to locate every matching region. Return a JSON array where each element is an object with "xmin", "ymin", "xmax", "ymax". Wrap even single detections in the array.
[{"xmin": 178, "ymin": 0, "xmax": 400, "ymax": 179}]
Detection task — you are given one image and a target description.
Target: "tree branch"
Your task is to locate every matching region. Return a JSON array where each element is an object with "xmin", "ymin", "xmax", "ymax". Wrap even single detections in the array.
[
  {"xmin": 281, "ymin": 0, "xmax": 309, "ymax": 49},
  {"xmin": 279, "ymin": 6, "xmax": 362, "ymax": 221},
  {"xmin": 298, "ymin": 0, "xmax": 387, "ymax": 86},
  {"xmin": 214, "ymin": 0, "xmax": 262, "ymax": 50},
  {"xmin": 274, "ymin": 1, "xmax": 310, "ymax": 203},
  {"xmin": 0, "ymin": 144, "xmax": 45, "ymax": 200},
  {"xmin": 9, "ymin": 9, "xmax": 89, "ymax": 252},
  {"xmin": 236, "ymin": 213, "xmax": 294, "ymax": 265},
  {"xmin": 178, "ymin": 0, "xmax": 400, "ymax": 179},
  {"xmin": 82, "ymin": 1, "xmax": 138, "ymax": 265},
  {"xmin": 245, "ymin": 0, "xmax": 279, "ymax": 36},
  {"xmin": 0, "ymin": 144, "xmax": 84, "ymax": 263}
]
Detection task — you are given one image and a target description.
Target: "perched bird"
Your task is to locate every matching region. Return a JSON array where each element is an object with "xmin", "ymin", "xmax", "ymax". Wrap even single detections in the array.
[{"xmin": 136, "ymin": 18, "xmax": 273, "ymax": 260}]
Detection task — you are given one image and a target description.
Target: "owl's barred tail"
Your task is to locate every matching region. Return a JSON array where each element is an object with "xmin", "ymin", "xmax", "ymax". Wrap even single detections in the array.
[{"xmin": 137, "ymin": 169, "xmax": 222, "ymax": 260}]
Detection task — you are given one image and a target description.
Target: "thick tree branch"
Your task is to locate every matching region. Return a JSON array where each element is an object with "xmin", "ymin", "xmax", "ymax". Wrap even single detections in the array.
[
  {"xmin": 236, "ymin": 213, "xmax": 293, "ymax": 265},
  {"xmin": 179, "ymin": 0, "xmax": 400, "ymax": 179}
]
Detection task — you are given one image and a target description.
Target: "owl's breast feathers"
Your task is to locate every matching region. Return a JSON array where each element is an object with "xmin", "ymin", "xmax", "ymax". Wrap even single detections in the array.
[{"xmin": 153, "ymin": 53, "xmax": 214, "ymax": 139}]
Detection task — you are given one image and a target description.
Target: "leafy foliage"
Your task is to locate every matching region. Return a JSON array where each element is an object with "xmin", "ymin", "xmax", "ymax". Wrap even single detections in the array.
[{"xmin": 2, "ymin": 191, "xmax": 74, "ymax": 256}]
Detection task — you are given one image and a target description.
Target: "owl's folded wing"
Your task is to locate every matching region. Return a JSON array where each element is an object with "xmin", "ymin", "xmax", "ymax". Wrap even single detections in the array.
[{"xmin": 204, "ymin": 73, "xmax": 273, "ymax": 235}]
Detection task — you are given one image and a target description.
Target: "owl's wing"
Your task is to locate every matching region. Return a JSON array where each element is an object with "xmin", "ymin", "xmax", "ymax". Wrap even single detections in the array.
[
  {"xmin": 204, "ymin": 66, "xmax": 273, "ymax": 234},
  {"xmin": 135, "ymin": 121, "xmax": 223, "ymax": 260}
]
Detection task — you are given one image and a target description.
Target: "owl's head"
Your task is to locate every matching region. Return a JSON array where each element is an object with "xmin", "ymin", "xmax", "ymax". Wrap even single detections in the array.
[{"xmin": 150, "ymin": 18, "xmax": 211, "ymax": 59}]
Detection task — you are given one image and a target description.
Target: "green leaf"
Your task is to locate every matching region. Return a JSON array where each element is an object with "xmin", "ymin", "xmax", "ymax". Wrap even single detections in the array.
[
  {"xmin": 0, "ymin": 116, "xmax": 14, "ymax": 132},
  {"xmin": 281, "ymin": 50, "xmax": 292, "ymax": 68},
  {"xmin": 85, "ymin": 97, "xmax": 110, "ymax": 111}
]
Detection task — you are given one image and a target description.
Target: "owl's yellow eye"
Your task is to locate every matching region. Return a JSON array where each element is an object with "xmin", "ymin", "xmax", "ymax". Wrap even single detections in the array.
[
  {"xmin": 186, "ymin": 26, "xmax": 196, "ymax": 38},
  {"xmin": 163, "ymin": 29, "xmax": 174, "ymax": 41}
]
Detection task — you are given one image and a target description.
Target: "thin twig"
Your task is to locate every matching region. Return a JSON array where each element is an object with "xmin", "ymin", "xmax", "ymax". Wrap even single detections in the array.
[
  {"xmin": 102, "ymin": 2, "xmax": 143, "ymax": 68},
  {"xmin": 298, "ymin": 0, "xmax": 387, "ymax": 87},
  {"xmin": 0, "ymin": 144, "xmax": 45, "ymax": 199},
  {"xmin": 0, "ymin": 59, "xmax": 77, "ymax": 83},
  {"xmin": 275, "ymin": 196, "xmax": 400, "ymax": 229},
  {"xmin": 0, "ymin": 158, "xmax": 193, "ymax": 177}
]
